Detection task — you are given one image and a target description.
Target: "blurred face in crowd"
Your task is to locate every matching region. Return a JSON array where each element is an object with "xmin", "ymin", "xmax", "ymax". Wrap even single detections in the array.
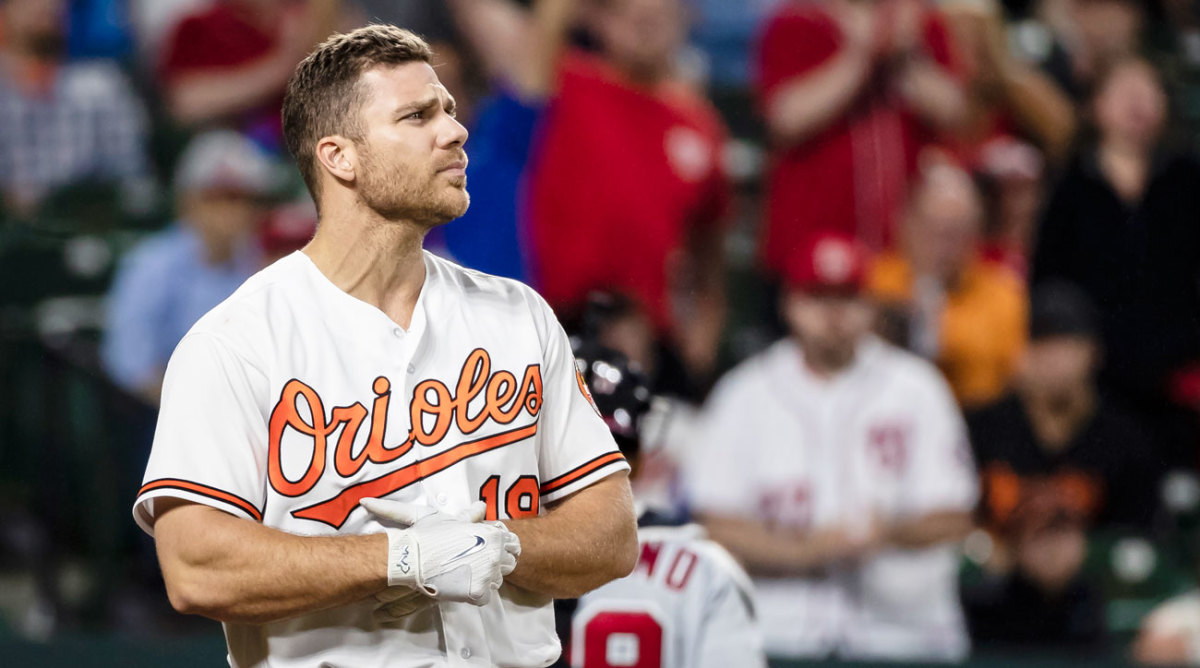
[
  {"xmin": 342, "ymin": 63, "xmax": 470, "ymax": 226},
  {"xmin": 181, "ymin": 189, "xmax": 267, "ymax": 264},
  {"xmin": 1, "ymin": 0, "xmax": 66, "ymax": 58},
  {"xmin": 1094, "ymin": 60, "xmax": 1167, "ymax": 150},
  {"xmin": 904, "ymin": 167, "xmax": 983, "ymax": 285},
  {"xmin": 783, "ymin": 291, "xmax": 874, "ymax": 373},
  {"xmin": 1017, "ymin": 335, "xmax": 1099, "ymax": 407},
  {"xmin": 593, "ymin": 0, "xmax": 687, "ymax": 82}
]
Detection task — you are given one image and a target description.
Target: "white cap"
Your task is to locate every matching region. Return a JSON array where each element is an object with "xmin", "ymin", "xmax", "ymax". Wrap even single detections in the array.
[{"xmin": 174, "ymin": 130, "xmax": 280, "ymax": 196}]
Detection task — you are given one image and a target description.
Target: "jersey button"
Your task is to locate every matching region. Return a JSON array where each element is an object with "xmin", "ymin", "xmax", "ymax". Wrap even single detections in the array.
[
  {"xmin": 392, "ymin": 327, "xmax": 403, "ymax": 338},
  {"xmin": 407, "ymin": 363, "xmax": 416, "ymax": 374},
  {"xmin": 436, "ymin": 493, "xmax": 448, "ymax": 505},
  {"xmin": 460, "ymin": 647, "xmax": 471, "ymax": 660}
]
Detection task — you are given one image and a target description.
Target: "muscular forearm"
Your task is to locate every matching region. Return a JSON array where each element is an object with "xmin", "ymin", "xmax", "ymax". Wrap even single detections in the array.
[
  {"xmin": 502, "ymin": 473, "xmax": 637, "ymax": 597},
  {"xmin": 884, "ymin": 510, "xmax": 972, "ymax": 549},
  {"xmin": 895, "ymin": 58, "xmax": 966, "ymax": 131},
  {"xmin": 154, "ymin": 499, "xmax": 388, "ymax": 624},
  {"xmin": 699, "ymin": 514, "xmax": 858, "ymax": 577},
  {"xmin": 767, "ymin": 48, "xmax": 874, "ymax": 147},
  {"xmin": 167, "ymin": 58, "xmax": 293, "ymax": 125},
  {"xmin": 996, "ymin": 64, "xmax": 1076, "ymax": 164},
  {"xmin": 448, "ymin": 0, "xmax": 572, "ymax": 99},
  {"xmin": 517, "ymin": 0, "xmax": 573, "ymax": 97}
]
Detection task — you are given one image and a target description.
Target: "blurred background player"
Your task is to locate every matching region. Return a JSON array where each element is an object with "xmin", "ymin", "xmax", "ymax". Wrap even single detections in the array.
[
  {"xmin": 683, "ymin": 232, "xmax": 978, "ymax": 662},
  {"xmin": 560, "ymin": 340, "xmax": 765, "ymax": 668}
]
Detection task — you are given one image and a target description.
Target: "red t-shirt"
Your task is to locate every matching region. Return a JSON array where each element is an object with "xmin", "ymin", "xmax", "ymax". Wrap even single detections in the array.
[
  {"xmin": 758, "ymin": 4, "xmax": 960, "ymax": 273},
  {"xmin": 528, "ymin": 52, "xmax": 729, "ymax": 332},
  {"xmin": 160, "ymin": 4, "xmax": 283, "ymax": 148}
]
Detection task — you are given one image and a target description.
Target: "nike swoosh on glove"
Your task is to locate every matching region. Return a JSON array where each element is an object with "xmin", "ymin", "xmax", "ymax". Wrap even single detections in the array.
[{"xmin": 361, "ymin": 498, "xmax": 521, "ymax": 607}]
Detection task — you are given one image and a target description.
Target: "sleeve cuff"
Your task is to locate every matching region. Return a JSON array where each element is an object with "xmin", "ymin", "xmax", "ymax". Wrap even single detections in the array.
[
  {"xmin": 540, "ymin": 452, "xmax": 630, "ymax": 504},
  {"xmin": 133, "ymin": 478, "xmax": 263, "ymax": 536}
]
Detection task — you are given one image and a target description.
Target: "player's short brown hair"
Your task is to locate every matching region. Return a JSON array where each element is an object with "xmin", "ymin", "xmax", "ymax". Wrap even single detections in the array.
[{"xmin": 282, "ymin": 24, "xmax": 433, "ymax": 206}]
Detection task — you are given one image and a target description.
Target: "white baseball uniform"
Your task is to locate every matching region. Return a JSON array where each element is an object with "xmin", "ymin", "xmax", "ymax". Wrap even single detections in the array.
[
  {"xmin": 683, "ymin": 336, "xmax": 978, "ymax": 661},
  {"xmin": 133, "ymin": 250, "xmax": 629, "ymax": 668},
  {"xmin": 570, "ymin": 522, "xmax": 766, "ymax": 668}
]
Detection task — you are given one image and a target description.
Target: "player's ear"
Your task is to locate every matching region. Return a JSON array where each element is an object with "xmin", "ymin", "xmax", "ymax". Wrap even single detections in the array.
[{"xmin": 316, "ymin": 135, "xmax": 358, "ymax": 185}]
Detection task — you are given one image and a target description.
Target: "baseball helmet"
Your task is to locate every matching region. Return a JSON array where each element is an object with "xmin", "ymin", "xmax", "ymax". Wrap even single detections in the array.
[{"xmin": 569, "ymin": 339, "xmax": 653, "ymax": 459}]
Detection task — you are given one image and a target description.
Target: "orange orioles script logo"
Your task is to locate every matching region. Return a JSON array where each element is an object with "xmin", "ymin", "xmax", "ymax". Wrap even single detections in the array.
[{"xmin": 268, "ymin": 348, "xmax": 542, "ymax": 528}]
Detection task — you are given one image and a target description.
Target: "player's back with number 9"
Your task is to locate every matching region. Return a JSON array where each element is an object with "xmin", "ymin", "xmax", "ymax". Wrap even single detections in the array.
[
  {"xmin": 572, "ymin": 525, "xmax": 765, "ymax": 668},
  {"xmin": 566, "ymin": 339, "xmax": 766, "ymax": 668}
]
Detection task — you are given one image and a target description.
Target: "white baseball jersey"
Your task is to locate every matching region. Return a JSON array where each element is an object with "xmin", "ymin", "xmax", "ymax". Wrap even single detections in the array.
[
  {"xmin": 571, "ymin": 523, "xmax": 766, "ymax": 668},
  {"xmin": 133, "ymin": 250, "xmax": 629, "ymax": 668},
  {"xmin": 683, "ymin": 337, "xmax": 977, "ymax": 661}
]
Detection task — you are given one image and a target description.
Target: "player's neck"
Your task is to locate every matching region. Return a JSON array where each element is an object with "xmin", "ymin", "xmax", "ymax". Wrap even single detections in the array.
[
  {"xmin": 303, "ymin": 214, "xmax": 428, "ymax": 329},
  {"xmin": 797, "ymin": 338, "xmax": 857, "ymax": 380}
]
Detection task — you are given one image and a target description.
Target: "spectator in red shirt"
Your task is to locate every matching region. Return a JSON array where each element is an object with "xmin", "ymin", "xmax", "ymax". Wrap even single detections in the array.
[
  {"xmin": 527, "ymin": 0, "xmax": 731, "ymax": 382},
  {"xmin": 757, "ymin": 0, "xmax": 966, "ymax": 270},
  {"xmin": 159, "ymin": 0, "xmax": 342, "ymax": 150}
]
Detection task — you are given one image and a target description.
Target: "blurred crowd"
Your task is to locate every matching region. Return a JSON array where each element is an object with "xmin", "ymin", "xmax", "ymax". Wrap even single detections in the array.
[{"xmin": 2, "ymin": 0, "xmax": 1200, "ymax": 664}]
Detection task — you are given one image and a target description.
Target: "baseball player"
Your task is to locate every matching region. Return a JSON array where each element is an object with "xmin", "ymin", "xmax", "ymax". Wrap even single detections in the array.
[
  {"xmin": 564, "ymin": 343, "xmax": 766, "ymax": 668},
  {"xmin": 132, "ymin": 25, "xmax": 637, "ymax": 667},
  {"xmin": 683, "ymin": 233, "xmax": 979, "ymax": 662}
]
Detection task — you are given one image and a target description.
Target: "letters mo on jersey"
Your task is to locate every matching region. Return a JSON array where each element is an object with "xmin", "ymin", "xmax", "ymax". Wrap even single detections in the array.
[{"xmin": 267, "ymin": 348, "xmax": 543, "ymax": 528}]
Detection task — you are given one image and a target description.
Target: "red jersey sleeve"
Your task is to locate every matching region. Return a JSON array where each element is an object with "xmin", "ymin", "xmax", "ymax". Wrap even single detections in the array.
[{"xmin": 757, "ymin": 7, "xmax": 841, "ymax": 108}]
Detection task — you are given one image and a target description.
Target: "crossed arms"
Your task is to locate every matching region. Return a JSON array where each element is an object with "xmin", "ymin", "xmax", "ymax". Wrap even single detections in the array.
[
  {"xmin": 698, "ymin": 509, "xmax": 972, "ymax": 577},
  {"xmin": 153, "ymin": 472, "xmax": 636, "ymax": 624}
]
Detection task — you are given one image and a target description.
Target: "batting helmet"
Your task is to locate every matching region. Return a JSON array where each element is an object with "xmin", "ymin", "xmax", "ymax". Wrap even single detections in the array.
[{"xmin": 570, "ymin": 339, "xmax": 653, "ymax": 459}]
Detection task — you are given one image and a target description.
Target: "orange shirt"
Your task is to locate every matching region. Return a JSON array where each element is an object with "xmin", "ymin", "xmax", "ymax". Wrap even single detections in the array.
[{"xmin": 869, "ymin": 252, "xmax": 1027, "ymax": 407}]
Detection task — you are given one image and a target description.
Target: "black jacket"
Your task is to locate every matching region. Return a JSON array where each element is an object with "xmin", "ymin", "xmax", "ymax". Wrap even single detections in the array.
[{"xmin": 1032, "ymin": 150, "xmax": 1200, "ymax": 404}]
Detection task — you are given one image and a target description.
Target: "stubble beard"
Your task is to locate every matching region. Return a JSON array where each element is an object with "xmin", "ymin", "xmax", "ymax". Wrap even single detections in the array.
[{"xmin": 358, "ymin": 150, "xmax": 470, "ymax": 227}]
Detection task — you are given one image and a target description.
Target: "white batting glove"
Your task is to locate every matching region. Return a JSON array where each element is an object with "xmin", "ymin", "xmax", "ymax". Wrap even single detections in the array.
[{"xmin": 360, "ymin": 498, "xmax": 521, "ymax": 607}]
